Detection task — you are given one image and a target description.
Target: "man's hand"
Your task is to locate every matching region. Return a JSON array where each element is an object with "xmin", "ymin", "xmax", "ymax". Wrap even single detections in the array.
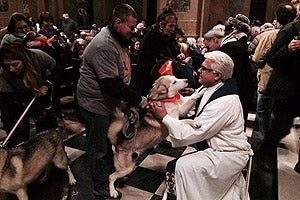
[
  {"xmin": 288, "ymin": 39, "xmax": 300, "ymax": 52},
  {"xmin": 26, "ymin": 40, "xmax": 41, "ymax": 48},
  {"xmin": 177, "ymin": 53, "xmax": 185, "ymax": 60},
  {"xmin": 180, "ymin": 87, "xmax": 195, "ymax": 96},
  {"xmin": 150, "ymin": 101, "xmax": 167, "ymax": 121},
  {"xmin": 37, "ymin": 85, "xmax": 48, "ymax": 97},
  {"xmin": 139, "ymin": 96, "xmax": 150, "ymax": 109}
]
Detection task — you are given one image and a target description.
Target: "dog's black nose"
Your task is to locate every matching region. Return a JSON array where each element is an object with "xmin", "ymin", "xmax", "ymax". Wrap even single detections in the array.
[{"xmin": 132, "ymin": 152, "xmax": 138, "ymax": 159}]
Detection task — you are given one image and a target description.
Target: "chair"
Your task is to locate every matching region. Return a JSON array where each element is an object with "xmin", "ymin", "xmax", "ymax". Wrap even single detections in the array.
[{"xmin": 242, "ymin": 153, "xmax": 253, "ymax": 200}]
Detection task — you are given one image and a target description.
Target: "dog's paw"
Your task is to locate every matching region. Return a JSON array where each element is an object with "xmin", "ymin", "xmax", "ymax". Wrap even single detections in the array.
[
  {"xmin": 191, "ymin": 121, "xmax": 202, "ymax": 129},
  {"xmin": 110, "ymin": 189, "xmax": 122, "ymax": 199},
  {"xmin": 184, "ymin": 119, "xmax": 202, "ymax": 129}
]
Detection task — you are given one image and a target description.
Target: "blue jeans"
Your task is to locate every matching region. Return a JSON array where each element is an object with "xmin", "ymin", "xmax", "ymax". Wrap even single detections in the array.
[
  {"xmin": 256, "ymin": 92, "xmax": 274, "ymax": 139},
  {"xmin": 79, "ymin": 106, "xmax": 114, "ymax": 189}
]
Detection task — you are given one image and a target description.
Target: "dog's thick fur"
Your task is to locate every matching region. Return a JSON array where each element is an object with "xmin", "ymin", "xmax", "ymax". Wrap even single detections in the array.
[
  {"xmin": 0, "ymin": 128, "xmax": 76, "ymax": 200},
  {"xmin": 107, "ymin": 75, "xmax": 205, "ymax": 198}
]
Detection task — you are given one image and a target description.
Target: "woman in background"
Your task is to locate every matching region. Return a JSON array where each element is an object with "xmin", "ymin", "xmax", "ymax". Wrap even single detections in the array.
[{"xmin": 0, "ymin": 40, "xmax": 58, "ymax": 147}]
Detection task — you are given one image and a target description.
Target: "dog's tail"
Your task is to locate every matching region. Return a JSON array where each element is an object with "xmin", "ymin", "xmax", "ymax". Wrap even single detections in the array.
[{"xmin": 108, "ymin": 106, "xmax": 125, "ymax": 145}]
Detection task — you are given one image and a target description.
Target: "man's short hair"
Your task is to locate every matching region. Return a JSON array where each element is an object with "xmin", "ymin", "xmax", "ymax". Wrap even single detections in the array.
[
  {"xmin": 204, "ymin": 51, "xmax": 234, "ymax": 81},
  {"xmin": 111, "ymin": 4, "xmax": 137, "ymax": 23},
  {"xmin": 203, "ymin": 29, "xmax": 224, "ymax": 40},
  {"xmin": 276, "ymin": 3, "xmax": 296, "ymax": 25}
]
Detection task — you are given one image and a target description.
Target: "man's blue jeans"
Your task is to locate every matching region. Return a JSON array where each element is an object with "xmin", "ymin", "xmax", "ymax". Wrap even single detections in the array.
[
  {"xmin": 79, "ymin": 106, "xmax": 114, "ymax": 190},
  {"xmin": 256, "ymin": 92, "xmax": 274, "ymax": 139}
]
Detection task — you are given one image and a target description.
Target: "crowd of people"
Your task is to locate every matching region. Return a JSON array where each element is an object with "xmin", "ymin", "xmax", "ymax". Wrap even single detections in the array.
[{"xmin": 0, "ymin": 1, "xmax": 300, "ymax": 200}]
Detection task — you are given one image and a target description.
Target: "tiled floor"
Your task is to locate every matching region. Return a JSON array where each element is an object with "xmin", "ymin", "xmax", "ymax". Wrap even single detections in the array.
[
  {"xmin": 1, "ymin": 97, "xmax": 300, "ymax": 200},
  {"xmin": 278, "ymin": 126, "xmax": 300, "ymax": 200}
]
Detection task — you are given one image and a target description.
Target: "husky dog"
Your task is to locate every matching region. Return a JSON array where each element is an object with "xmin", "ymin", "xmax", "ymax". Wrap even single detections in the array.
[
  {"xmin": 107, "ymin": 75, "xmax": 205, "ymax": 198},
  {"xmin": 0, "ymin": 128, "xmax": 76, "ymax": 200}
]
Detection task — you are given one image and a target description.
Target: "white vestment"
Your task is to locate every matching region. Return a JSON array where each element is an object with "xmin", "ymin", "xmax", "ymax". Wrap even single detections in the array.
[{"xmin": 162, "ymin": 82, "xmax": 252, "ymax": 200}]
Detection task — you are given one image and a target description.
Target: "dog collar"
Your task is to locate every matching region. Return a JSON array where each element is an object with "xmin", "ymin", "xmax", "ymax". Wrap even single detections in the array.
[{"xmin": 160, "ymin": 92, "xmax": 180, "ymax": 102}]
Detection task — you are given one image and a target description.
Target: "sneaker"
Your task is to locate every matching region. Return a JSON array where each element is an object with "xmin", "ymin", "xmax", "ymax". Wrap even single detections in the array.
[{"xmin": 93, "ymin": 187, "xmax": 122, "ymax": 199}]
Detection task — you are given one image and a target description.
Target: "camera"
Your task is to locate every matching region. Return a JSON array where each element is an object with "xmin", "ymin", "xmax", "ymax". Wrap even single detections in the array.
[{"xmin": 294, "ymin": 35, "xmax": 300, "ymax": 40}]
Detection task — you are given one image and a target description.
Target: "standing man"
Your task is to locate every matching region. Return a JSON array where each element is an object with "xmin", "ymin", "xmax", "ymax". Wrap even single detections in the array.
[
  {"xmin": 61, "ymin": 13, "xmax": 79, "ymax": 41},
  {"xmin": 76, "ymin": 4, "xmax": 147, "ymax": 199},
  {"xmin": 260, "ymin": 3, "xmax": 299, "ymax": 174},
  {"xmin": 203, "ymin": 27, "xmax": 253, "ymax": 127},
  {"xmin": 258, "ymin": 10, "xmax": 299, "ymax": 200},
  {"xmin": 251, "ymin": 3, "xmax": 296, "ymax": 153}
]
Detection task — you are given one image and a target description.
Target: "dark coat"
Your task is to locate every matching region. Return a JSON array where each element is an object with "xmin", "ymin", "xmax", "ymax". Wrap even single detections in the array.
[
  {"xmin": 220, "ymin": 40, "xmax": 254, "ymax": 120},
  {"xmin": 266, "ymin": 19, "xmax": 300, "ymax": 115},
  {"xmin": 131, "ymin": 27, "xmax": 180, "ymax": 96}
]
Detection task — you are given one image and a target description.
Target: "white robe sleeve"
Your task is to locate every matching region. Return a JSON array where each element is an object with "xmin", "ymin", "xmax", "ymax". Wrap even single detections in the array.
[{"xmin": 162, "ymin": 95, "xmax": 244, "ymax": 147}]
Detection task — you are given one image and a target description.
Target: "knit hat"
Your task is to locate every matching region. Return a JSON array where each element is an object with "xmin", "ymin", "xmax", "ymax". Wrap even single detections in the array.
[{"xmin": 227, "ymin": 14, "xmax": 251, "ymax": 33}]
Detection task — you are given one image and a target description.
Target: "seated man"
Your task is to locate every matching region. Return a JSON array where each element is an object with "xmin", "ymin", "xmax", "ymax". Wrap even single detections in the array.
[{"xmin": 151, "ymin": 51, "xmax": 252, "ymax": 200}]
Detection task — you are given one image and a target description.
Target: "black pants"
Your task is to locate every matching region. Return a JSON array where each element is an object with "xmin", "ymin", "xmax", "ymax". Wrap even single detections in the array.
[
  {"xmin": 260, "ymin": 99, "xmax": 295, "ymax": 200},
  {"xmin": 260, "ymin": 100, "xmax": 295, "ymax": 158}
]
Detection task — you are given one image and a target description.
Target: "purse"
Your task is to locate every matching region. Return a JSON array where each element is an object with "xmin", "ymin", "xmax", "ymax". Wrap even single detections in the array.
[{"xmin": 265, "ymin": 67, "xmax": 295, "ymax": 104}]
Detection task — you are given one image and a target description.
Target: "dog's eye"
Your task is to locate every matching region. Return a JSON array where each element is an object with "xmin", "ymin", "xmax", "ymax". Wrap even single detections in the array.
[{"xmin": 173, "ymin": 81, "xmax": 177, "ymax": 84}]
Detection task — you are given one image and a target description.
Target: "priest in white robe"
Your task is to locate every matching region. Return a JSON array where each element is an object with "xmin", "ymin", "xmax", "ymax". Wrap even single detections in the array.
[{"xmin": 151, "ymin": 51, "xmax": 252, "ymax": 200}]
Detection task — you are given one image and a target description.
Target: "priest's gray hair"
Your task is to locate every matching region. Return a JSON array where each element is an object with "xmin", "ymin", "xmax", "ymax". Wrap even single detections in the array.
[{"xmin": 204, "ymin": 51, "xmax": 234, "ymax": 81}]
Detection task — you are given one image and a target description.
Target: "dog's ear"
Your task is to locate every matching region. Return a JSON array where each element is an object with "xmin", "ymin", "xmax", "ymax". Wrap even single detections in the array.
[
  {"xmin": 158, "ymin": 84, "xmax": 168, "ymax": 94},
  {"xmin": 148, "ymin": 84, "xmax": 169, "ymax": 100}
]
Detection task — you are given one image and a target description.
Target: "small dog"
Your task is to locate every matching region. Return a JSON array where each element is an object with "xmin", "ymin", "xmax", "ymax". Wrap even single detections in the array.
[
  {"xmin": 107, "ymin": 75, "xmax": 205, "ymax": 198},
  {"xmin": 0, "ymin": 128, "xmax": 76, "ymax": 200}
]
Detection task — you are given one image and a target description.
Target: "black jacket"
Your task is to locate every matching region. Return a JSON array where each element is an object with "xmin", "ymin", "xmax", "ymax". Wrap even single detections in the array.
[
  {"xmin": 220, "ymin": 40, "xmax": 254, "ymax": 119},
  {"xmin": 131, "ymin": 26, "xmax": 180, "ymax": 96},
  {"xmin": 266, "ymin": 19, "xmax": 300, "ymax": 114}
]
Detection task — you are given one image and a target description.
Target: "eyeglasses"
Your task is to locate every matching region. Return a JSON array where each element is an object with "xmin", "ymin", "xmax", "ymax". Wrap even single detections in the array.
[{"xmin": 199, "ymin": 66, "xmax": 215, "ymax": 72}]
